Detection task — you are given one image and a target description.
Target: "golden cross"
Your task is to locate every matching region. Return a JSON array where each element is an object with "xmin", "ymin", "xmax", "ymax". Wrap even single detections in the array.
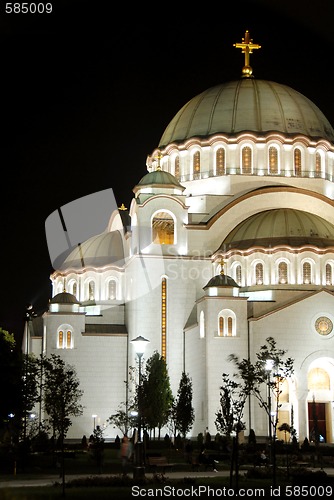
[
  {"xmin": 155, "ymin": 151, "xmax": 162, "ymax": 170},
  {"xmin": 233, "ymin": 30, "xmax": 261, "ymax": 78}
]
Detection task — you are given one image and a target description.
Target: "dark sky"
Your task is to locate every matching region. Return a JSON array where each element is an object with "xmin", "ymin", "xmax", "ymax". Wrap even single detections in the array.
[{"xmin": 1, "ymin": 0, "xmax": 334, "ymax": 346}]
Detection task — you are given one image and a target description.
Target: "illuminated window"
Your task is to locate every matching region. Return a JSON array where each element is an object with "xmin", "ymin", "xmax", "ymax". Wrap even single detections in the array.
[
  {"xmin": 216, "ymin": 148, "xmax": 226, "ymax": 175},
  {"xmin": 152, "ymin": 211, "xmax": 175, "ymax": 244},
  {"xmin": 315, "ymin": 152, "xmax": 322, "ymax": 178},
  {"xmin": 278, "ymin": 261, "xmax": 288, "ymax": 284},
  {"xmin": 235, "ymin": 264, "xmax": 242, "ymax": 286},
  {"xmin": 269, "ymin": 146, "xmax": 278, "ymax": 174},
  {"xmin": 242, "ymin": 146, "xmax": 252, "ymax": 174},
  {"xmin": 72, "ymin": 282, "xmax": 77, "ymax": 298},
  {"xmin": 161, "ymin": 277, "xmax": 167, "ymax": 359},
  {"xmin": 255, "ymin": 263, "xmax": 263, "ymax": 285},
  {"xmin": 303, "ymin": 262, "xmax": 312, "ymax": 284},
  {"xmin": 57, "ymin": 327, "xmax": 73, "ymax": 349},
  {"xmin": 174, "ymin": 156, "xmax": 180, "ymax": 178},
  {"xmin": 108, "ymin": 279, "xmax": 117, "ymax": 300},
  {"xmin": 326, "ymin": 263, "xmax": 332, "ymax": 285},
  {"xmin": 294, "ymin": 148, "xmax": 302, "ymax": 176},
  {"xmin": 193, "ymin": 151, "xmax": 201, "ymax": 178},
  {"xmin": 88, "ymin": 281, "xmax": 95, "ymax": 300},
  {"xmin": 218, "ymin": 310, "xmax": 236, "ymax": 337},
  {"xmin": 308, "ymin": 367, "xmax": 330, "ymax": 390}
]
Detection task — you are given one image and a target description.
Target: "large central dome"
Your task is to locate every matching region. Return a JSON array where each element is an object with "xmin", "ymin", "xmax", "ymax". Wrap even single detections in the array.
[{"xmin": 159, "ymin": 79, "xmax": 334, "ymax": 147}]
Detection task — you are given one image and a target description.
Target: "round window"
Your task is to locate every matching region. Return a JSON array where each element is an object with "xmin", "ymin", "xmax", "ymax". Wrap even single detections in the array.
[{"xmin": 315, "ymin": 316, "xmax": 333, "ymax": 336}]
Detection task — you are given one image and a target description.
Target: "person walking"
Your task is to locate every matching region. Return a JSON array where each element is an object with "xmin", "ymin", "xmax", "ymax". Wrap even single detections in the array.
[{"xmin": 121, "ymin": 435, "xmax": 130, "ymax": 475}]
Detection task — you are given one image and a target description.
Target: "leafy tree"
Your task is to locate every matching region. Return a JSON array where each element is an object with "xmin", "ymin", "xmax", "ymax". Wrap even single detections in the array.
[
  {"xmin": 108, "ymin": 399, "xmax": 138, "ymax": 437},
  {"xmin": 174, "ymin": 372, "xmax": 195, "ymax": 439},
  {"xmin": 228, "ymin": 336, "xmax": 294, "ymax": 488},
  {"xmin": 42, "ymin": 354, "xmax": 83, "ymax": 495},
  {"xmin": 141, "ymin": 351, "xmax": 173, "ymax": 439}
]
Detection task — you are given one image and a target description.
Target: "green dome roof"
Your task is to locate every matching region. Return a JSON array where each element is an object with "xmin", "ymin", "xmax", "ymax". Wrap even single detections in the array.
[
  {"xmin": 50, "ymin": 292, "xmax": 80, "ymax": 305},
  {"xmin": 159, "ymin": 80, "xmax": 334, "ymax": 147},
  {"xmin": 136, "ymin": 169, "xmax": 185, "ymax": 189},
  {"xmin": 222, "ymin": 209, "xmax": 334, "ymax": 251}
]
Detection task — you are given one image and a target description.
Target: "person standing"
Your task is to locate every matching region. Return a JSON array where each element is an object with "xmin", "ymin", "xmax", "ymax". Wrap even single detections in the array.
[{"xmin": 121, "ymin": 435, "xmax": 130, "ymax": 475}]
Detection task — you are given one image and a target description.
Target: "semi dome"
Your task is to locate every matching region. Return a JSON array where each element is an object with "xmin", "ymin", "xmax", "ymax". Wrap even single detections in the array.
[
  {"xmin": 159, "ymin": 79, "xmax": 334, "ymax": 147},
  {"xmin": 50, "ymin": 291, "xmax": 80, "ymax": 305},
  {"xmin": 60, "ymin": 230, "xmax": 125, "ymax": 270},
  {"xmin": 222, "ymin": 209, "xmax": 334, "ymax": 251}
]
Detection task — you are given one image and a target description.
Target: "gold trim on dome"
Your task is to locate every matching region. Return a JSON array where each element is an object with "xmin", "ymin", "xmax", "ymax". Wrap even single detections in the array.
[{"xmin": 315, "ymin": 316, "xmax": 333, "ymax": 336}]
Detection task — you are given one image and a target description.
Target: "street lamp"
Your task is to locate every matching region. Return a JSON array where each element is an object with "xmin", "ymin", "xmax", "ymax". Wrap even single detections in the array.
[
  {"xmin": 265, "ymin": 359, "xmax": 274, "ymax": 449},
  {"xmin": 131, "ymin": 335, "xmax": 150, "ymax": 479}
]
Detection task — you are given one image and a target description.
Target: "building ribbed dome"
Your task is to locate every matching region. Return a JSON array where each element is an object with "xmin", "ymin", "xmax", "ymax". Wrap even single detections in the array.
[
  {"xmin": 60, "ymin": 230, "xmax": 125, "ymax": 270},
  {"xmin": 136, "ymin": 169, "xmax": 185, "ymax": 189},
  {"xmin": 50, "ymin": 292, "xmax": 80, "ymax": 304},
  {"xmin": 159, "ymin": 80, "xmax": 334, "ymax": 147},
  {"xmin": 222, "ymin": 209, "xmax": 334, "ymax": 251}
]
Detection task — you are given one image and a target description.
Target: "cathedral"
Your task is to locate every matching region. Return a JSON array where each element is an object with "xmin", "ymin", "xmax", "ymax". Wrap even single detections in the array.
[{"xmin": 23, "ymin": 31, "xmax": 334, "ymax": 444}]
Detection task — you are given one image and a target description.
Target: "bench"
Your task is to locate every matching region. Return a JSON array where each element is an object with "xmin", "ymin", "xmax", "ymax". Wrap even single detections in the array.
[{"xmin": 147, "ymin": 456, "xmax": 175, "ymax": 473}]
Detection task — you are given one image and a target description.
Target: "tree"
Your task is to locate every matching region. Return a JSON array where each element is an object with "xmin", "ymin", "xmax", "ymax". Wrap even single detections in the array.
[
  {"xmin": 174, "ymin": 372, "xmax": 195, "ymax": 439},
  {"xmin": 141, "ymin": 351, "xmax": 173, "ymax": 439},
  {"xmin": 42, "ymin": 354, "xmax": 83, "ymax": 496},
  {"xmin": 228, "ymin": 336, "xmax": 294, "ymax": 488},
  {"xmin": 108, "ymin": 399, "xmax": 138, "ymax": 437}
]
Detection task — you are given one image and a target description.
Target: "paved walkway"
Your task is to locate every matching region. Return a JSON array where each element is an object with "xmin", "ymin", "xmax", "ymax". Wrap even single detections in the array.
[{"xmin": 0, "ymin": 467, "xmax": 333, "ymax": 488}]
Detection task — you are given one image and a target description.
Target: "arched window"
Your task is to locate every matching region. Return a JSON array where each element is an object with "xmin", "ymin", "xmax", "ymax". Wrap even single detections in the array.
[
  {"xmin": 269, "ymin": 146, "xmax": 278, "ymax": 174},
  {"xmin": 200, "ymin": 311, "xmax": 205, "ymax": 338},
  {"xmin": 218, "ymin": 310, "xmax": 236, "ymax": 337},
  {"xmin": 303, "ymin": 262, "xmax": 312, "ymax": 284},
  {"xmin": 315, "ymin": 152, "xmax": 322, "ymax": 178},
  {"xmin": 235, "ymin": 264, "xmax": 242, "ymax": 286},
  {"xmin": 326, "ymin": 263, "xmax": 332, "ymax": 285},
  {"xmin": 57, "ymin": 327, "xmax": 73, "ymax": 349},
  {"xmin": 242, "ymin": 146, "xmax": 252, "ymax": 174},
  {"xmin": 255, "ymin": 262, "xmax": 263, "ymax": 285},
  {"xmin": 88, "ymin": 281, "xmax": 95, "ymax": 300},
  {"xmin": 108, "ymin": 279, "xmax": 117, "ymax": 300},
  {"xmin": 72, "ymin": 282, "xmax": 77, "ymax": 298},
  {"xmin": 161, "ymin": 277, "xmax": 167, "ymax": 359},
  {"xmin": 193, "ymin": 151, "xmax": 201, "ymax": 178},
  {"xmin": 216, "ymin": 148, "xmax": 226, "ymax": 175},
  {"xmin": 152, "ymin": 211, "xmax": 175, "ymax": 244},
  {"xmin": 294, "ymin": 148, "xmax": 302, "ymax": 176},
  {"xmin": 278, "ymin": 261, "xmax": 288, "ymax": 284},
  {"xmin": 308, "ymin": 367, "xmax": 330, "ymax": 390},
  {"xmin": 174, "ymin": 156, "xmax": 180, "ymax": 178}
]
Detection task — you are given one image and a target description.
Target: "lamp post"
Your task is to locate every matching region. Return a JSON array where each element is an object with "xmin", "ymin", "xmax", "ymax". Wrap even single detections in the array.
[{"xmin": 131, "ymin": 335, "xmax": 150, "ymax": 480}]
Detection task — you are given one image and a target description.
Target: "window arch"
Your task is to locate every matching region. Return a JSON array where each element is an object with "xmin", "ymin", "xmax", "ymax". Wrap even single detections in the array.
[
  {"xmin": 87, "ymin": 280, "xmax": 95, "ymax": 301},
  {"xmin": 174, "ymin": 155, "xmax": 180, "ymax": 178},
  {"xmin": 235, "ymin": 263, "xmax": 242, "ymax": 286},
  {"xmin": 152, "ymin": 211, "xmax": 175, "ymax": 244},
  {"xmin": 315, "ymin": 152, "xmax": 322, "ymax": 178},
  {"xmin": 326, "ymin": 263, "xmax": 333, "ymax": 285},
  {"xmin": 242, "ymin": 146, "xmax": 252, "ymax": 174},
  {"xmin": 218, "ymin": 309, "xmax": 236, "ymax": 337},
  {"xmin": 302, "ymin": 261, "xmax": 312, "ymax": 284},
  {"xmin": 108, "ymin": 279, "xmax": 117, "ymax": 300},
  {"xmin": 255, "ymin": 262, "xmax": 263, "ymax": 285},
  {"xmin": 268, "ymin": 146, "xmax": 278, "ymax": 174},
  {"xmin": 216, "ymin": 148, "xmax": 226, "ymax": 175},
  {"xmin": 200, "ymin": 310, "xmax": 205, "ymax": 338},
  {"xmin": 192, "ymin": 151, "xmax": 201, "ymax": 178},
  {"xmin": 294, "ymin": 148, "xmax": 302, "ymax": 176},
  {"xmin": 57, "ymin": 325, "xmax": 73, "ymax": 349},
  {"xmin": 308, "ymin": 367, "xmax": 330, "ymax": 390},
  {"xmin": 278, "ymin": 261, "xmax": 288, "ymax": 284}
]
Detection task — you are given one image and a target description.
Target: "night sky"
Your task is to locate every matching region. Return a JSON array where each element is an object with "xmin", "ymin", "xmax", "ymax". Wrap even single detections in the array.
[{"xmin": 1, "ymin": 0, "xmax": 334, "ymax": 346}]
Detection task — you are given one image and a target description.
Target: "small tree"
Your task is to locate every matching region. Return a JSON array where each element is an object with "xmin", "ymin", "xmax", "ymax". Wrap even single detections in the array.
[
  {"xmin": 174, "ymin": 372, "xmax": 195, "ymax": 439},
  {"xmin": 141, "ymin": 351, "xmax": 173, "ymax": 439},
  {"xmin": 42, "ymin": 354, "xmax": 83, "ymax": 496}
]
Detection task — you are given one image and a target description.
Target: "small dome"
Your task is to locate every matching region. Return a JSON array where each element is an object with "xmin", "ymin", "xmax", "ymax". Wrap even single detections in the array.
[
  {"xmin": 135, "ymin": 169, "xmax": 185, "ymax": 190},
  {"xmin": 159, "ymin": 80, "xmax": 334, "ymax": 147},
  {"xmin": 50, "ymin": 292, "xmax": 80, "ymax": 305},
  {"xmin": 60, "ymin": 230, "xmax": 125, "ymax": 270},
  {"xmin": 204, "ymin": 273, "xmax": 239, "ymax": 289},
  {"xmin": 222, "ymin": 209, "xmax": 334, "ymax": 251}
]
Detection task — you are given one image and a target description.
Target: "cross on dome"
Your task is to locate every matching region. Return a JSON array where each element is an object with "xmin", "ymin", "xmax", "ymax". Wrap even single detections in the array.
[{"xmin": 234, "ymin": 30, "xmax": 261, "ymax": 78}]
